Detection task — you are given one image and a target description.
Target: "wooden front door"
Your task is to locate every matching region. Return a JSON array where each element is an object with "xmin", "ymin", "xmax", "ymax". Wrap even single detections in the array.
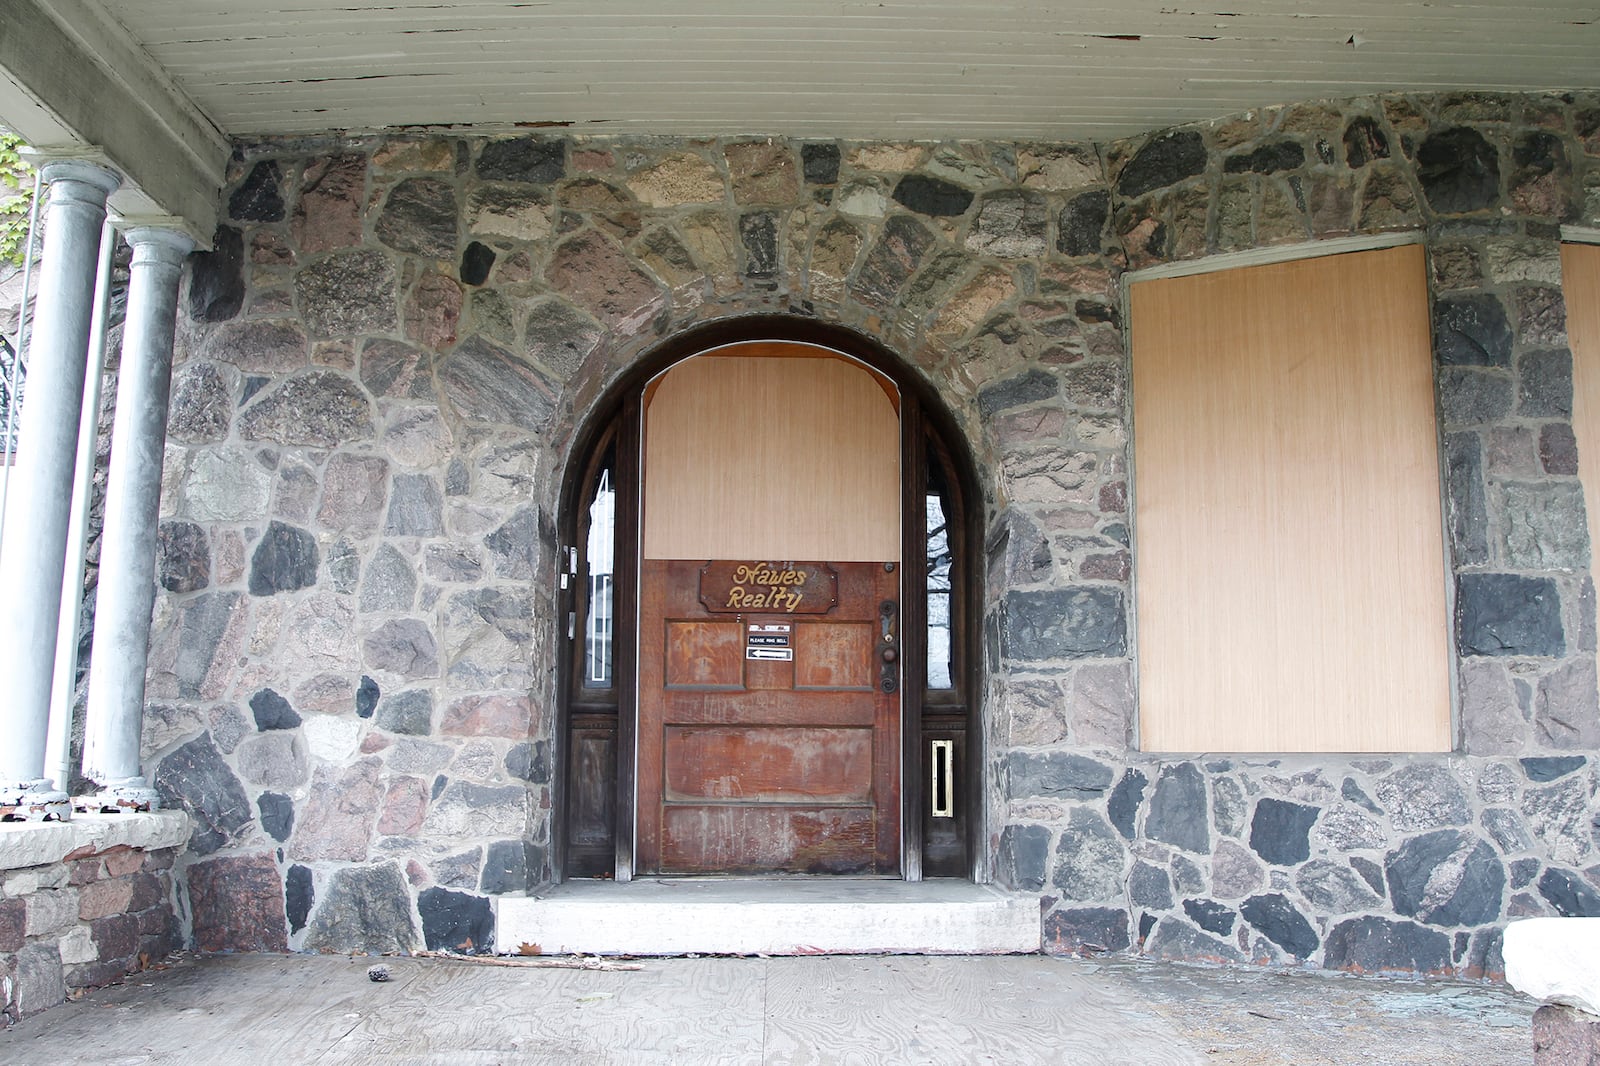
[
  {"xmin": 635, "ymin": 346, "xmax": 902, "ymax": 875},
  {"xmin": 637, "ymin": 560, "xmax": 900, "ymax": 873}
]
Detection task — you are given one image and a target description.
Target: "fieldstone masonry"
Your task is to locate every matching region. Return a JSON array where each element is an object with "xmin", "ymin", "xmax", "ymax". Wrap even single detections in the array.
[{"xmin": 135, "ymin": 90, "xmax": 1600, "ymax": 976}]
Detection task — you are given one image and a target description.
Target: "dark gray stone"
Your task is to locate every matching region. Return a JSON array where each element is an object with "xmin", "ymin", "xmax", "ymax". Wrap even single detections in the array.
[
  {"xmin": 326, "ymin": 539, "xmax": 359, "ymax": 594},
  {"xmin": 1456, "ymin": 573, "xmax": 1565, "ymax": 657},
  {"xmin": 851, "ymin": 214, "xmax": 936, "ymax": 306},
  {"xmin": 1145, "ymin": 918, "xmax": 1245, "ymax": 963},
  {"xmin": 229, "ymin": 161, "xmax": 286, "ymax": 223},
  {"xmin": 1535, "ymin": 658, "xmax": 1600, "ymax": 749},
  {"xmin": 477, "ymin": 138, "xmax": 565, "ymax": 183},
  {"xmin": 1107, "ymin": 768, "xmax": 1147, "ymax": 841},
  {"xmin": 1444, "ymin": 433, "xmax": 1489, "ymax": 565},
  {"xmin": 167, "ymin": 362, "xmax": 232, "ymax": 443},
  {"xmin": 361, "ymin": 545, "xmax": 417, "ymax": 614},
  {"xmin": 1538, "ymin": 867, "xmax": 1600, "ymax": 916},
  {"xmin": 997, "ymin": 824, "xmax": 1052, "ymax": 891},
  {"xmin": 523, "ymin": 299, "xmax": 602, "ymax": 381},
  {"xmin": 376, "ymin": 689, "xmax": 433, "ymax": 735},
  {"xmin": 1341, "ymin": 778, "xmax": 1382, "ymax": 814},
  {"xmin": 295, "ymin": 249, "xmax": 397, "ymax": 338},
  {"xmin": 188, "ymin": 226, "xmax": 244, "ymax": 323},
  {"xmin": 1385, "ymin": 829, "xmax": 1505, "ymax": 926},
  {"xmin": 1344, "ymin": 117, "xmax": 1390, "ymax": 168},
  {"xmin": 1051, "ymin": 808, "xmax": 1126, "ymax": 901},
  {"xmin": 238, "ymin": 370, "xmax": 374, "ymax": 447},
  {"xmin": 481, "ymin": 840, "xmax": 532, "ymax": 895},
  {"xmin": 1058, "ymin": 189, "xmax": 1110, "ymax": 256},
  {"xmin": 1240, "ymin": 893, "xmax": 1318, "ymax": 958},
  {"xmin": 153, "ymin": 734, "xmax": 252, "ymax": 856},
  {"xmin": 504, "ymin": 741, "xmax": 549, "ymax": 784},
  {"xmin": 460, "ymin": 241, "xmax": 496, "ymax": 285},
  {"xmin": 1418, "ymin": 127, "xmax": 1502, "ymax": 214},
  {"xmin": 1003, "ymin": 588, "xmax": 1126, "ymax": 660},
  {"xmin": 1146, "ymin": 762, "xmax": 1210, "ymax": 855},
  {"xmin": 303, "ymin": 863, "xmax": 417, "ymax": 954},
  {"xmin": 363, "ymin": 619, "xmax": 441, "ymax": 678},
  {"xmin": 978, "ymin": 369, "xmax": 1057, "ymax": 416},
  {"xmin": 485, "ymin": 505, "xmax": 537, "ymax": 580},
  {"xmin": 1510, "ymin": 857, "xmax": 1542, "ymax": 888},
  {"xmin": 891, "ymin": 175, "xmax": 974, "ymax": 216},
  {"xmin": 439, "ymin": 334, "xmax": 556, "ymax": 431},
  {"xmin": 1182, "ymin": 898, "xmax": 1235, "ymax": 936},
  {"xmin": 1521, "ymin": 756, "xmax": 1587, "ymax": 781},
  {"xmin": 1129, "ymin": 861, "xmax": 1173, "ymax": 909},
  {"xmin": 1482, "ymin": 807, "xmax": 1535, "ymax": 854},
  {"xmin": 376, "ymin": 177, "xmax": 458, "ymax": 258},
  {"xmin": 248, "ymin": 521, "xmax": 319, "ymax": 596},
  {"xmin": 1434, "ymin": 294, "xmax": 1513, "ymax": 367},
  {"xmin": 157, "ymin": 521, "xmax": 211, "ymax": 593},
  {"xmin": 418, "ymin": 886, "xmax": 494, "ymax": 954},
  {"xmin": 1249, "ymin": 799, "xmax": 1319, "ymax": 866},
  {"xmin": 1324, "ymin": 916, "xmax": 1452, "ymax": 974},
  {"xmin": 1519, "ymin": 348, "xmax": 1574, "ymax": 417},
  {"xmin": 1540, "ymin": 422, "xmax": 1580, "ymax": 475},
  {"xmin": 1438, "ymin": 368, "xmax": 1513, "ymax": 426},
  {"xmin": 1042, "ymin": 907, "xmax": 1130, "ymax": 954},
  {"xmin": 258, "ymin": 792, "xmax": 295, "ymax": 843},
  {"xmin": 446, "ymin": 458, "xmax": 470, "ymax": 496},
  {"xmin": 802, "ymin": 143, "xmax": 840, "ymax": 184},
  {"xmin": 249, "ymin": 688, "xmax": 300, "ymax": 731},
  {"xmin": 967, "ymin": 190, "xmax": 1048, "ymax": 257},
  {"xmin": 356, "ymin": 676, "xmax": 380, "ymax": 718},
  {"xmin": 285, "ymin": 864, "xmax": 313, "ymax": 934},
  {"xmin": 433, "ymin": 848, "xmax": 483, "ymax": 889},
  {"xmin": 385, "ymin": 474, "xmax": 444, "ymax": 537},
  {"xmin": 739, "ymin": 211, "xmax": 778, "ymax": 278},
  {"xmin": 1005, "ymin": 752, "xmax": 1113, "ymax": 798},
  {"xmin": 1117, "ymin": 130, "xmax": 1207, "ymax": 198},
  {"xmin": 1224, "ymin": 140, "xmax": 1305, "ymax": 175},
  {"xmin": 1352, "ymin": 856, "xmax": 1386, "ymax": 895}
]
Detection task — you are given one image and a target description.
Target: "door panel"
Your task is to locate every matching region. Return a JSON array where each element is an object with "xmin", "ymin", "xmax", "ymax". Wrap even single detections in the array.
[{"xmin": 638, "ymin": 557, "xmax": 900, "ymax": 875}]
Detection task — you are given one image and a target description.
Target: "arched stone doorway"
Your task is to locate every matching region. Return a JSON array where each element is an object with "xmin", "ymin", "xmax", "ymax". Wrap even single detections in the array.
[{"xmin": 553, "ymin": 317, "xmax": 985, "ymax": 882}]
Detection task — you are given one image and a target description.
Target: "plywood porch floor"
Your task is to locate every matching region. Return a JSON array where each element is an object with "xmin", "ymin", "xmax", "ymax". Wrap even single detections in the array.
[{"xmin": 0, "ymin": 952, "xmax": 1535, "ymax": 1065}]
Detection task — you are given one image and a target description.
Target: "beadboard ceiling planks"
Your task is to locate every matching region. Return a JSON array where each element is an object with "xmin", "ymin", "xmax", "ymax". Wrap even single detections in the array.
[{"xmin": 81, "ymin": 0, "xmax": 1600, "ymax": 138}]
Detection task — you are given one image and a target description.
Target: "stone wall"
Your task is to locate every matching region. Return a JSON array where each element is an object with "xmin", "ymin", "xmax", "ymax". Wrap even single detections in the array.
[
  {"xmin": 143, "ymin": 90, "xmax": 1600, "ymax": 973},
  {"xmin": 1, "ymin": 814, "xmax": 187, "ymax": 1021}
]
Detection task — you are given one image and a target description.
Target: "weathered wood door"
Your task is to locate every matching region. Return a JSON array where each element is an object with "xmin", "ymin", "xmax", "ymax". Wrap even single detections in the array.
[
  {"xmin": 637, "ymin": 560, "xmax": 901, "ymax": 873},
  {"xmin": 635, "ymin": 346, "xmax": 902, "ymax": 875}
]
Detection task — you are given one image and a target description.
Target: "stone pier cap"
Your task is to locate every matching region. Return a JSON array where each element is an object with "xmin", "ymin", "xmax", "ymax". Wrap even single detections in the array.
[
  {"xmin": 0, "ymin": 810, "xmax": 190, "ymax": 870},
  {"xmin": 1504, "ymin": 917, "xmax": 1600, "ymax": 1017}
]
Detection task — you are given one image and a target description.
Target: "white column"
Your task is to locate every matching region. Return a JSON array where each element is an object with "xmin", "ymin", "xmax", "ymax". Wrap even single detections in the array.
[
  {"xmin": 0, "ymin": 161, "xmax": 119, "ymax": 822},
  {"xmin": 82, "ymin": 226, "xmax": 195, "ymax": 810}
]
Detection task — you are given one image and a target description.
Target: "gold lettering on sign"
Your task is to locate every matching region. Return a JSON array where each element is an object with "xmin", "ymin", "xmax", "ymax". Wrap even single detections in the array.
[{"xmin": 699, "ymin": 561, "xmax": 839, "ymax": 615}]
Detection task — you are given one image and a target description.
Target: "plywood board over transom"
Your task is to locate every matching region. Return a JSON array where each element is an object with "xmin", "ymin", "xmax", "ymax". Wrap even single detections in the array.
[{"xmin": 1130, "ymin": 244, "xmax": 1451, "ymax": 753}]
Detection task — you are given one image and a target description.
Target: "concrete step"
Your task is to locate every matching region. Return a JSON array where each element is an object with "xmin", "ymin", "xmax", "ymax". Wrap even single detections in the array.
[{"xmin": 493, "ymin": 878, "xmax": 1041, "ymax": 957}]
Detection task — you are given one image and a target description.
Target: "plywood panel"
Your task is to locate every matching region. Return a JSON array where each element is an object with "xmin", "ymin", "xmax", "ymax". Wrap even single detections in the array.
[
  {"xmin": 1131, "ymin": 244, "xmax": 1450, "ymax": 753},
  {"xmin": 1561, "ymin": 243, "xmax": 1600, "ymax": 629},
  {"xmin": 643, "ymin": 346, "xmax": 899, "ymax": 562}
]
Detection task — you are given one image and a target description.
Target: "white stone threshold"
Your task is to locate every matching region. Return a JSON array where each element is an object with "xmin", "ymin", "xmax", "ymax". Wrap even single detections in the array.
[
  {"xmin": 1504, "ymin": 916, "xmax": 1600, "ymax": 1017},
  {"xmin": 0, "ymin": 810, "xmax": 189, "ymax": 871},
  {"xmin": 494, "ymin": 878, "xmax": 1041, "ymax": 957}
]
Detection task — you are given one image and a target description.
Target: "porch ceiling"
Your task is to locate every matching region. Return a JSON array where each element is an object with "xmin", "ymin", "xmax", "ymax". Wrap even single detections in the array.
[{"xmin": 87, "ymin": 0, "xmax": 1600, "ymax": 141}]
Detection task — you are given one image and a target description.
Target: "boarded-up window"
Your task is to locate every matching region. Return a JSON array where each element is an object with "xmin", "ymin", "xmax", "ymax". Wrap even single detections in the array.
[
  {"xmin": 1130, "ymin": 244, "xmax": 1451, "ymax": 753},
  {"xmin": 1561, "ymin": 244, "xmax": 1600, "ymax": 639}
]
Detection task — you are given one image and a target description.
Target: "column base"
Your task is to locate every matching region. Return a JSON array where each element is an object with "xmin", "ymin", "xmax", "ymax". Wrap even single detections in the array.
[
  {"xmin": 0, "ymin": 779, "xmax": 72, "ymax": 821},
  {"xmin": 76, "ymin": 780, "xmax": 161, "ymax": 814}
]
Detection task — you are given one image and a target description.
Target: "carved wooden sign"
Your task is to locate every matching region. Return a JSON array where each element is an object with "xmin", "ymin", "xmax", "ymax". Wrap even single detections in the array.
[{"xmin": 699, "ymin": 561, "xmax": 839, "ymax": 614}]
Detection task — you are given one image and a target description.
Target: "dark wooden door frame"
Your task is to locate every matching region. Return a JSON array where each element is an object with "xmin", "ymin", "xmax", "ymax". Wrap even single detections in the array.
[{"xmin": 553, "ymin": 317, "xmax": 985, "ymax": 883}]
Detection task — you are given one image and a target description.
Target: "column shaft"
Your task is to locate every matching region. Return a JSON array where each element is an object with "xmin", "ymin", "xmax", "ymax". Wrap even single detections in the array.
[
  {"xmin": 0, "ymin": 161, "xmax": 119, "ymax": 819},
  {"xmin": 83, "ymin": 227, "xmax": 195, "ymax": 807}
]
